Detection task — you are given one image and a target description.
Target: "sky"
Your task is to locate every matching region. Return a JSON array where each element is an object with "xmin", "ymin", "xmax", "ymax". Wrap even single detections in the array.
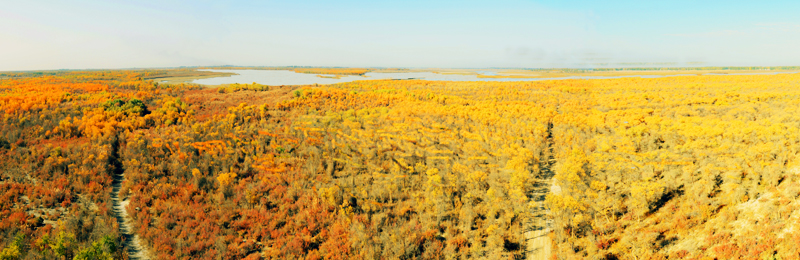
[{"xmin": 2, "ymin": 0, "xmax": 800, "ymax": 71}]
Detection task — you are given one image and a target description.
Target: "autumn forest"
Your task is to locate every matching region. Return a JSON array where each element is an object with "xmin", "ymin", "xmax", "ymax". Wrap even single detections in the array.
[{"xmin": 3, "ymin": 68, "xmax": 800, "ymax": 260}]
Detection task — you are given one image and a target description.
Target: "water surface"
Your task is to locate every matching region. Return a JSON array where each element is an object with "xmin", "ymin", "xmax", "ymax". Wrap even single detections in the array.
[{"xmin": 191, "ymin": 69, "xmax": 797, "ymax": 86}]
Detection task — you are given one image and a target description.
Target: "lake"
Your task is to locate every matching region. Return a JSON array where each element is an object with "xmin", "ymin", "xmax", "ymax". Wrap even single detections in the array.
[{"xmin": 190, "ymin": 69, "xmax": 797, "ymax": 86}]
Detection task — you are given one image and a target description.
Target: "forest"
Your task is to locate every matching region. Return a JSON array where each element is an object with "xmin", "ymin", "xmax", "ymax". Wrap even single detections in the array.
[{"xmin": 2, "ymin": 69, "xmax": 800, "ymax": 259}]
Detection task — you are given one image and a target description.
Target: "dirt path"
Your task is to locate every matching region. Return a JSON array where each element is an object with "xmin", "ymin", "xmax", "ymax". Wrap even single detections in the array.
[
  {"xmin": 525, "ymin": 123, "xmax": 555, "ymax": 260},
  {"xmin": 110, "ymin": 140, "xmax": 151, "ymax": 260},
  {"xmin": 525, "ymin": 181, "xmax": 553, "ymax": 260},
  {"xmin": 111, "ymin": 180, "xmax": 150, "ymax": 260}
]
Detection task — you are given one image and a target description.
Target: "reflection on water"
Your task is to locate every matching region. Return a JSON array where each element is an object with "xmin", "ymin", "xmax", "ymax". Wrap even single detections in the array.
[
  {"xmin": 191, "ymin": 69, "xmax": 797, "ymax": 86},
  {"xmin": 475, "ymin": 71, "xmax": 498, "ymax": 76}
]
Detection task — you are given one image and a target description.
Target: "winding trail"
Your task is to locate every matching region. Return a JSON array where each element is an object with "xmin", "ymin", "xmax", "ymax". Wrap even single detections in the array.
[
  {"xmin": 525, "ymin": 122, "xmax": 555, "ymax": 260},
  {"xmin": 110, "ymin": 140, "xmax": 151, "ymax": 260}
]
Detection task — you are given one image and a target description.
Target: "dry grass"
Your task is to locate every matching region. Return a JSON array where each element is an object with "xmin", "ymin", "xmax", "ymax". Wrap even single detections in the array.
[{"xmin": 147, "ymin": 70, "xmax": 236, "ymax": 84}]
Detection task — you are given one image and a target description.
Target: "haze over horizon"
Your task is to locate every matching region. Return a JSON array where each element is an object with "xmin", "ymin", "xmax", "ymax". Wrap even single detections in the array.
[{"xmin": 3, "ymin": 0, "xmax": 800, "ymax": 71}]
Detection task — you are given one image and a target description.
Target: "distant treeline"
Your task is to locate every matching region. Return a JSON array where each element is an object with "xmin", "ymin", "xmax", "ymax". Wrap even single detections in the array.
[{"xmin": 0, "ymin": 70, "xmax": 172, "ymax": 80}]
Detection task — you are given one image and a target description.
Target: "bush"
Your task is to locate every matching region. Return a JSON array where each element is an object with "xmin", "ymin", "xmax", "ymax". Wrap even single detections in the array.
[
  {"xmin": 101, "ymin": 98, "xmax": 148, "ymax": 116},
  {"xmin": 0, "ymin": 138, "xmax": 9, "ymax": 150}
]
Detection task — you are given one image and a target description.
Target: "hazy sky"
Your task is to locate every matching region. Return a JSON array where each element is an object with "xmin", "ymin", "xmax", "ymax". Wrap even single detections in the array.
[{"xmin": 3, "ymin": 0, "xmax": 800, "ymax": 70}]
